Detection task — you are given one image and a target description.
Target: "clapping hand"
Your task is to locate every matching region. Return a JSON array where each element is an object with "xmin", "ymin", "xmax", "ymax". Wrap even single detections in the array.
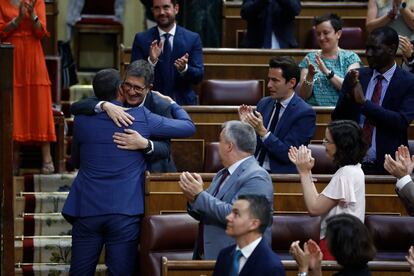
[
  {"xmin": 238, "ymin": 104, "xmax": 253, "ymax": 122},
  {"xmin": 288, "ymin": 145, "xmax": 315, "ymax": 174},
  {"xmin": 174, "ymin": 53, "xmax": 189, "ymax": 72},
  {"xmin": 384, "ymin": 145, "xmax": 414, "ymax": 178},
  {"xmin": 315, "ymin": 54, "xmax": 329, "ymax": 76},
  {"xmin": 149, "ymin": 39, "xmax": 163, "ymax": 63},
  {"xmin": 25, "ymin": 0, "xmax": 37, "ymax": 18},
  {"xmin": 399, "ymin": 35, "xmax": 414, "ymax": 62},
  {"xmin": 179, "ymin": 171, "xmax": 204, "ymax": 202},
  {"xmin": 290, "ymin": 239, "xmax": 322, "ymax": 275},
  {"xmin": 348, "ymin": 69, "xmax": 365, "ymax": 105},
  {"xmin": 306, "ymin": 57, "xmax": 317, "ymax": 78},
  {"xmin": 406, "ymin": 245, "xmax": 414, "ymax": 274}
]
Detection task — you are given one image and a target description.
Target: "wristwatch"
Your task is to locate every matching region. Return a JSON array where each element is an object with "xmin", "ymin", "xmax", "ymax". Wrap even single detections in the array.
[
  {"xmin": 401, "ymin": 2, "xmax": 407, "ymax": 9},
  {"xmin": 298, "ymin": 272, "xmax": 307, "ymax": 276},
  {"xmin": 32, "ymin": 15, "xmax": 39, "ymax": 23},
  {"xmin": 326, "ymin": 70, "xmax": 335, "ymax": 80},
  {"xmin": 143, "ymin": 140, "xmax": 152, "ymax": 154}
]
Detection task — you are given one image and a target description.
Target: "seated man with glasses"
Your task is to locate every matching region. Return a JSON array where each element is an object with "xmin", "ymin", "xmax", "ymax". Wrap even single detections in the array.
[{"xmin": 70, "ymin": 59, "xmax": 182, "ymax": 172}]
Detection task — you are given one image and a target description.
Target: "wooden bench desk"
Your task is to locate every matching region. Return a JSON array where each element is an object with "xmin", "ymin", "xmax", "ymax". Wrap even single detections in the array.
[
  {"xmin": 144, "ymin": 173, "xmax": 407, "ymax": 216},
  {"xmin": 161, "ymin": 258, "xmax": 410, "ymax": 276}
]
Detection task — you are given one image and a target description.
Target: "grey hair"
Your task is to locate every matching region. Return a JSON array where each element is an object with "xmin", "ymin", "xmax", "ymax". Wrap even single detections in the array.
[
  {"xmin": 222, "ymin": 120, "xmax": 257, "ymax": 154},
  {"xmin": 124, "ymin": 59, "xmax": 154, "ymax": 86}
]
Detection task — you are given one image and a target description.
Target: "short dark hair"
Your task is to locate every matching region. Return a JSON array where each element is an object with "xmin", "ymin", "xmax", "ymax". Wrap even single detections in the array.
[
  {"xmin": 313, "ymin": 13, "xmax": 343, "ymax": 32},
  {"xmin": 92, "ymin": 68, "xmax": 121, "ymax": 101},
  {"xmin": 152, "ymin": 0, "xmax": 177, "ymax": 6},
  {"xmin": 124, "ymin": 60, "xmax": 154, "ymax": 86},
  {"xmin": 326, "ymin": 214, "xmax": 376, "ymax": 268},
  {"xmin": 269, "ymin": 56, "xmax": 301, "ymax": 89},
  {"xmin": 370, "ymin": 26, "xmax": 399, "ymax": 55},
  {"xmin": 237, "ymin": 194, "xmax": 272, "ymax": 234},
  {"xmin": 328, "ymin": 120, "xmax": 367, "ymax": 167}
]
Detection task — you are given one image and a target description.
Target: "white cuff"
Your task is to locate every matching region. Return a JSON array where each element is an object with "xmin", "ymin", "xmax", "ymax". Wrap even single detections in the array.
[
  {"xmin": 179, "ymin": 63, "xmax": 188, "ymax": 75},
  {"xmin": 147, "ymin": 56, "xmax": 158, "ymax": 66},
  {"xmin": 145, "ymin": 140, "xmax": 154, "ymax": 155},
  {"xmin": 94, "ymin": 101, "xmax": 106, "ymax": 113},
  {"xmin": 396, "ymin": 175, "xmax": 412, "ymax": 190},
  {"xmin": 261, "ymin": 132, "xmax": 271, "ymax": 141}
]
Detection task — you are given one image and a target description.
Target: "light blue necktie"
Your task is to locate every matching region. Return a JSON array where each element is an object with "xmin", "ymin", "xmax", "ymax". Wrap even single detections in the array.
[{"xmin": 230, "ymin": 249, "xmax": 243, "ymax": 276}]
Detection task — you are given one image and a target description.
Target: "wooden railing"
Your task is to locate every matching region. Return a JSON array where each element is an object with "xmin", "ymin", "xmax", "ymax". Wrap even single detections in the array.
[
  {"xmin": 161, "ymin": 258, "xmax": 410, "ymax": 276},
  {"xmin": 144, "ymin": 173, "xmax": 407, "ymax": 216}
]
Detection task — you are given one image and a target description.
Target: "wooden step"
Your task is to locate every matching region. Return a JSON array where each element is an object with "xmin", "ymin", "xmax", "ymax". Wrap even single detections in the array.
[
  {"xmin": 14, "ymin": 236, "xmax": 105, "ymax": 264},
  {"xmin": 15, "ymin": 213, "xmax": 71, "ymax": 236},
  {"xmin": 15, "ymin": 193, "xmax": 68, "ymax": 217},
  {"xmin": 15, "ymin": 263, "xmax": 107, "ymax": 275},
  {"xmin": 14, "ymin": 174, "xmax": 76, "ymax": 194}
]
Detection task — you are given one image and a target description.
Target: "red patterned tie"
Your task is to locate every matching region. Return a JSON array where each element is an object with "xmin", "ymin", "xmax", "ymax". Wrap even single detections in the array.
[{"xmin": 362, "ymin": 75, "xmax": 384, "ymax": 146}]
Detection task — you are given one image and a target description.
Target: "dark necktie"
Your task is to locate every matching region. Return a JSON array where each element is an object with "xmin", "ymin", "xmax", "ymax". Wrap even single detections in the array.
[
  {"xmin": 212, "ymin": 169, "xmax": 230, "ymax": 196},
  {"xmin": 160, "ymin": 33, "xmax": 174, "ymax": 98},
  {"xmin": 263, "ymin": 1, "xmax": 273, "ymax": 48},
  {"xmin": 163, "ymin": 33, "xmax": 172, "ymax": 61},
  {"xmin": 257, "ymin": 101, "xmax": 282, "ymax": 166},
  {"xmin": 230, "ymin": 249, "xmax": 243, "ymax": 276},
  {"xmin": 362, "ymin": 75, "xmax": 384, "ymax": 146}
]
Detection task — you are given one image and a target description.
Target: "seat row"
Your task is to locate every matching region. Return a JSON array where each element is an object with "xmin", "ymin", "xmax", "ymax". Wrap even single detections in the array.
[{"xmin": 139, "ymin": 213, "xmax": 414, "ymax": 276}]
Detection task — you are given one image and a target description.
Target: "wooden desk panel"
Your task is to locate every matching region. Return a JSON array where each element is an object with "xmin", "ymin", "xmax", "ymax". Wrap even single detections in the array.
[
  {"xmin": 144, "ymin": 173, "xmax": 407, "ymax": 216},
  {"xmin": 162, "ymin": 258, "xmax": 410, "ymax": 276},
  {"xmin": 161, "ymin": 258, "xmax": 410, "ymax": 276}
]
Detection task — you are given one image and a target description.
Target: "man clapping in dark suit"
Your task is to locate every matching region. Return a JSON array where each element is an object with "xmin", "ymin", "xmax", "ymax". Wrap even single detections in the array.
[
  {"xmin": 239, "ymin": 56, "xmax": 316, "ymax": 173},
  {"xmin": 332, "ymin": 26, "xmax": 414, "ymax": 174},
  {"xmin": 213, "ymin": 194, "xmax": 285, "ymax": 276},
  {"xmin": 131, "ymin": 0, "xmax": 204, "ymax": 105}
]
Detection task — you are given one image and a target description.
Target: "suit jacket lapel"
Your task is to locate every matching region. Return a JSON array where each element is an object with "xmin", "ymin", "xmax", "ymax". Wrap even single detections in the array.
[
  {"xmin": 239, "ymin": 239, "xmax": 265, "ymax": 276},
  {"xmin": 382, "ymin": 66, "xmax": 400, "ymax": 106},
  {"xmin": 262, "ymin": 99, "xmax": 276, "ymax": 128},
  {"xmin": 274, "ymin": 94, "xmax": 297, "ymax": 134},
  {"xmin": 206, "ymin": 168, "xmax": 228, "ymax": 194},
  {"xmin": 172, "ymin": 26, "xmax": 184, "ymax": 60},
  {"xmin": 360, "ymin": 68, "xmax": 373, "ymax": 97},
  {"xmin": 215, "ymin": 157, "xmax": 253, "ymax": 200}
]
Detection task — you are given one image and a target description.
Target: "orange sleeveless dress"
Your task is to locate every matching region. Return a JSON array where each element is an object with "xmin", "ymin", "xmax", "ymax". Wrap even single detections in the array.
[{"xmin": 0, "ymin": 0, "xmax": 56, "ymax": 142}]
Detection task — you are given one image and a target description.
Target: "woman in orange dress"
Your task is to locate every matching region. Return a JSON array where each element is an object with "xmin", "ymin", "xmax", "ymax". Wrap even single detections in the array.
[{"xmin": 0, "ymin": 0, "xmax": 56, "ymax": 174}]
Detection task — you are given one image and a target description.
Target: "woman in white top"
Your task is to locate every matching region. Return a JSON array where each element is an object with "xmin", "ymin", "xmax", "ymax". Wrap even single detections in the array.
[{"xmin": 288, "ymin": 120, "xmax": 367, "ymax": 260}]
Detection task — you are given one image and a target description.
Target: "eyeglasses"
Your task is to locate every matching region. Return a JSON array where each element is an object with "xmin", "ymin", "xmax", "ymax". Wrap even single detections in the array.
[
  {"xmin": 322, "ymin": 138, "xmax": 334, "ymax": 145},
  {"xmin": 122, "ymin": 81, "xmax": 146, "ymax": 93}
]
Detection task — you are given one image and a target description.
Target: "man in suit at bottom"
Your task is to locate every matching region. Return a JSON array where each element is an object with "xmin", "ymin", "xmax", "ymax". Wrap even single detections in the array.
[
  {"xmin": 179, "ymin": 120, "xmax": 273, "ymax": 260},
  {"xmin": 62, "ymin": 68, "xmax": 195, "ymax": 275},
  {"xmin": 384, "ymin": 145, "xmax": 414, "ymax": 216},
  {"xmin": 213, "ymin": 194, "xmax": 285, "ymax": 276}
]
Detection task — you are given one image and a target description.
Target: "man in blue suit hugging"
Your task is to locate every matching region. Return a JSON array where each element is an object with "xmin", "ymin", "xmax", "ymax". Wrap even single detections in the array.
[{"xmin": 62, "ymin": 67, "xmax": 195, "ymax": 275}]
